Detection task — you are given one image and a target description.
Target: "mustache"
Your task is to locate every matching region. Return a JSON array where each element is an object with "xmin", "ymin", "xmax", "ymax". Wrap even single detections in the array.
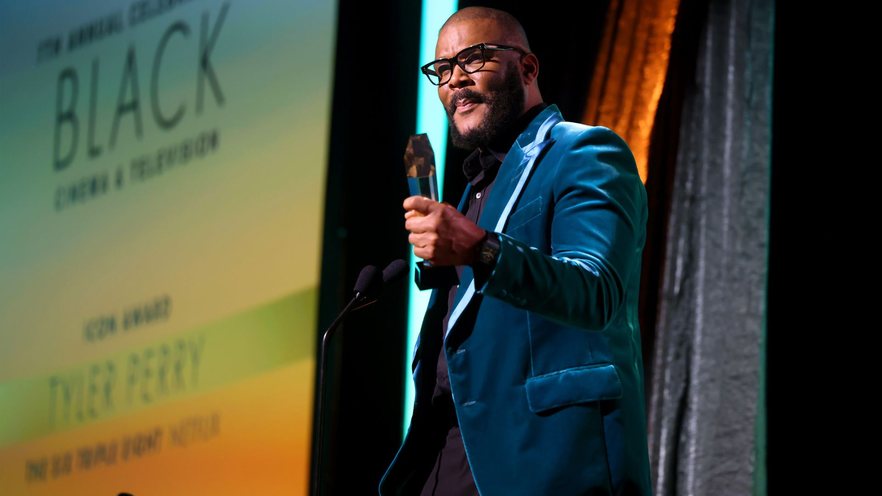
[{"xmin": 447, "ymin": 89, "xmax": 485, "ymax": 115}]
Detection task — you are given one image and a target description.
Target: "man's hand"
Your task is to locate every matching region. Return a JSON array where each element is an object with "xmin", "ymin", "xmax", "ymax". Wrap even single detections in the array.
[{"xmin": 404, "ymin": 195, "xmax": 486, "ymax": 266}]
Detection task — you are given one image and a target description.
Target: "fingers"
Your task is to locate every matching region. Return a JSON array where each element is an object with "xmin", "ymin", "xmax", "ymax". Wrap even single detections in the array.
[
  {"xmin": 403, "ymin": 196, "xmax": 476, "ymax": 266},
  {"xmin": 405, "ymin": 215, "xmax": 429, "ymax": 233},
  {"xmin": 404, "ymin": 199, "xmax": 442, "ymax": 233},
  {"xmin": 408, "ymin": 231, "xmax": 438, "ymax": 248},
  {"xmin": 413, "ymin": 245, "xmax": 435, "ymax": 261},
  {"xmin": 406, "ymin": 211, "xmax": 444, "ymax": 235},
  {"xmin": 409, "ymin": 234, "xmax": 437, "ymax": 262},
  {"xmin": 403, "ymin": 195, "xmax": 436, "ymax": 214}
]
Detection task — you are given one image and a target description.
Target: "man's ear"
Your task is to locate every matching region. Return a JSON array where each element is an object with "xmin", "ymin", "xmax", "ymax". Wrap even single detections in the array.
[{"xmin": 521, "ymin": 53, "xmax": 539, "ymax": 84}]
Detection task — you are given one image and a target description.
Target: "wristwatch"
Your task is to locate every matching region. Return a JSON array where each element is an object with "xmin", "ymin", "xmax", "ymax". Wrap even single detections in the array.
[{"xmin": 477, "ymin": 231, "xmax": 501, "ymax": 267}]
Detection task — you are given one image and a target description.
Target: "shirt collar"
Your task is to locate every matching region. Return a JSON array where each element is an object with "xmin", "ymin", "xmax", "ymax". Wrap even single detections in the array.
[{"xmin": 461, "ymin": 102, "xmax": 548, "ymax": 185}]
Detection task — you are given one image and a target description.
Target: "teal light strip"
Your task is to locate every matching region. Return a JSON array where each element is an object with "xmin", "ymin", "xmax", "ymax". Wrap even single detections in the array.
[{"xmin": 405, "ymin": 0, "xmax": 457, "ymax": 437}]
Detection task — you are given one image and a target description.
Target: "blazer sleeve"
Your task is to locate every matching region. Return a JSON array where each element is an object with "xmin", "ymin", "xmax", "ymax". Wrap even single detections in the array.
[{"xmin": 476, "ymin": 125, "xmax": 647, "ymax": 331}]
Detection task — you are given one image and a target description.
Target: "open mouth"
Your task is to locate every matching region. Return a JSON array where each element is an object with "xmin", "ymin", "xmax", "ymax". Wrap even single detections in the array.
[
  {"xmin": 457, "ymin": 101, "xmax": 478, "ymax": 113},
  {"xmin": 453, "ymin": 94, "xmax": 483, "ymax": 114}
]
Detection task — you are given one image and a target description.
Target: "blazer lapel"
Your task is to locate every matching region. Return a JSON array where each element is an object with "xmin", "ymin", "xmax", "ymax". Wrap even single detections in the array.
[{"xmin": 444, "ymin": 107, "xmax": 563, "ymax": 341}]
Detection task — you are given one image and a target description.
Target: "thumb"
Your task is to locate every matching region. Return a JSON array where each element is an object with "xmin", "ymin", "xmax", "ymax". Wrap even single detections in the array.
[{"xmin": 403, "ymin": 195, "xmax": 437, "ymax": 214}]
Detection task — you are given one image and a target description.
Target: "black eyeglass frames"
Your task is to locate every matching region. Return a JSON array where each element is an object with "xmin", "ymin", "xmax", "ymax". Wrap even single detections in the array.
[{"xmin": 420, "ymin": 43, "xmax": 527, "ymax": 86}]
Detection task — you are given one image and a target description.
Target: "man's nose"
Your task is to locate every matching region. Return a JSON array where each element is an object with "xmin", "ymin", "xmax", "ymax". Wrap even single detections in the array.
[{"xmin": 447, "ymin": 63, "xmax": 472, "ymax": 89}]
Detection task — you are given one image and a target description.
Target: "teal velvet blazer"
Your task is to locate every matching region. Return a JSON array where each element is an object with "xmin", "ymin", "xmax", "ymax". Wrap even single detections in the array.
[{"xmin": 380, "ymin": 105, "xmax": 652, "ymax": 495}]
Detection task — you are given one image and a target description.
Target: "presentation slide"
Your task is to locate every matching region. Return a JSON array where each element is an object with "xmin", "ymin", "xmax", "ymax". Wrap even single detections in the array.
[{"xmin": 0, "ymin": 1, "xmax": 336, "ymax": 494}]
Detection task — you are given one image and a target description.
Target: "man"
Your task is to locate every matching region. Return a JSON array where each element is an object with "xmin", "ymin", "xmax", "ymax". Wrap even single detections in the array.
[{"xmin": 380, "ymin": 7, "xmax": 651, "ymax": 495}]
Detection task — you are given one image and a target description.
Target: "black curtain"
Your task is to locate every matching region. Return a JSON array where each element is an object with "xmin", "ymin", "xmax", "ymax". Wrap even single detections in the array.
[
  {"xmin": 312, "ymin": 1, "xmax": 420, "ymax": 494},
  {"xmin": 646, "ymin": 0, "xmax": 774, "ymax": 495}
]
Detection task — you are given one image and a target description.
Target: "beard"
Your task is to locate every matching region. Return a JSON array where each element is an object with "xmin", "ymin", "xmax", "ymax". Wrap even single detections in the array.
[{"xmin": 447, "ymin": 63, "xmax": 525, "ymax": 150}]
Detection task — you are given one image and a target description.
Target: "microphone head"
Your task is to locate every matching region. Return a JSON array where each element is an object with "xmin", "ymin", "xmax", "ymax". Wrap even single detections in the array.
[
  {"xmin": 382, "ymin": 259, "xmax": 408, "ymax": 284},
  {"xmin": 353, "ymin": 265, "xmax": 381, "ymax": 299}
]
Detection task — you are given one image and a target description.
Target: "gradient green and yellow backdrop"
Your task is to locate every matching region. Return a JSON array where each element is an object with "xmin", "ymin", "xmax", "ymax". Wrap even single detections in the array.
[{"xmin": 0, "ymin": 0, "xmax": 336, "ymax": 493}]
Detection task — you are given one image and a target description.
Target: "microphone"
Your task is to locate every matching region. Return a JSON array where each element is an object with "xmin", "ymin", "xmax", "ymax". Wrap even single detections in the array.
[
  {"xmin": 382, "ymin": 259, "xmax": 407, "ymax": 284},
  {"xmin": 351, "ymin": 259, "xmax": 407, "ymax": 312},
  {"xmin": 311, "ymin": 261, "xmax": 403, "ymax": 496},
  {"xmin": 353, "ymin": 264, "xmax": 382, "ymax": 300}
]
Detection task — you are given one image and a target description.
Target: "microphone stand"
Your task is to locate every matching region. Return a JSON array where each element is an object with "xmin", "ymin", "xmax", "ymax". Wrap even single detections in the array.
[
  {"xmin": 310, "ymin": 260, "xmax": 405, "ymax": 495},
  {"xmin": 311, "ymin": 273, "xmax": 378, "ymax": 496}
]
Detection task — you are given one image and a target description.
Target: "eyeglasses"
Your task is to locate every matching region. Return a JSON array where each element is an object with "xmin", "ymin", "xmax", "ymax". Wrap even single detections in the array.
[{"xmin": 420, "ymin": 43, "xmax": 527, "ymax": 86}]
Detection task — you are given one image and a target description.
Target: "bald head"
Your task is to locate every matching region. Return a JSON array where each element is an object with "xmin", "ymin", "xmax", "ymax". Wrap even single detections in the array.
[{"xmin": 440, "ymin": 7, "xmax": 531, "ymax": 51}]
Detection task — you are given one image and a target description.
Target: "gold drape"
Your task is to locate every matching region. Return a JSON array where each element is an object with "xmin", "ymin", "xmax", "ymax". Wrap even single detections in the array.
[{"xmin": 582, "ymin": 0, "xmax": 681, "ymax": 183}]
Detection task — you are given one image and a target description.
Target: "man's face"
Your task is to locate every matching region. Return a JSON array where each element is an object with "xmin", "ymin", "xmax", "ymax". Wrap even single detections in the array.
[{"xmin": 435, "ymin": 19, "xmax": 526, "ymax": 149}]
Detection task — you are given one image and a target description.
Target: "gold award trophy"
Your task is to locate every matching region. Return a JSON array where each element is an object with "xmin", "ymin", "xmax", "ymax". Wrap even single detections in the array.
[{"xmin": 404, "ymin": 133, "xmax": 439, "ymax": 201}]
